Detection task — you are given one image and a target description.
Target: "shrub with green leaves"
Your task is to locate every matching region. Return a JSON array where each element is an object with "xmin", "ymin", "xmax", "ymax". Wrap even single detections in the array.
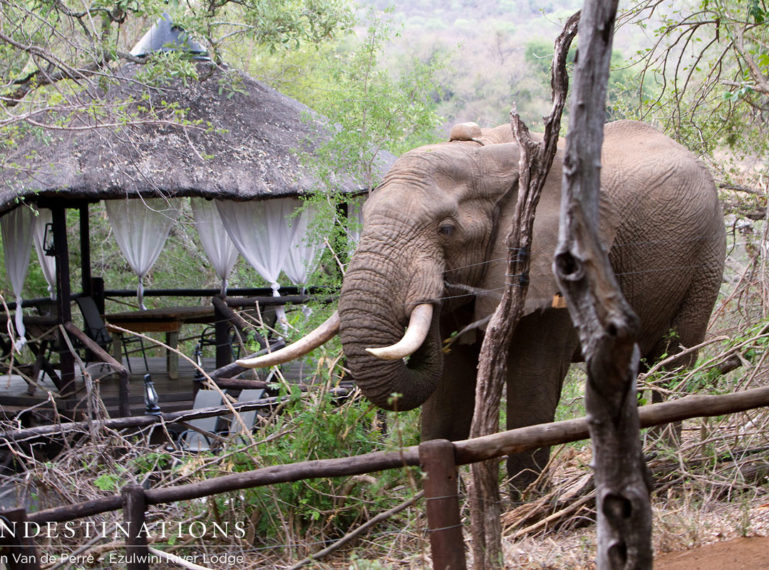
[{"xmin": 188, "ymin": 389, "xmax": 422, "ymax": 552}]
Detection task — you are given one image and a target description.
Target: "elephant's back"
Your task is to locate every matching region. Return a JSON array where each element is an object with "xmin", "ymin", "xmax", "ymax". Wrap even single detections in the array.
[
  {"xmin": 601, "ymin": 121, "xmax": 725, "ymax": 356},
  {"xmin": 601, "ymin": 120, "xmax": 722, "ymax": 239},
  {"xmin": 602, "ymin": 121, "xmax": 716, "ymax": 202}
]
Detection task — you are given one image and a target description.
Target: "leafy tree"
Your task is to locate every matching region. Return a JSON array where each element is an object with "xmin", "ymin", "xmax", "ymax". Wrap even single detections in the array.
[
  {"xmin": 523, "ymin": 39, "xmax": 643, "ymax": 124},
  {"xmin": 303, "ymin": 16, "xmax": 444, "ymax": 184},
  {"xmin": 246, "ymin": 11, "xmax": 444, "ymax": 158},
  {"xmin": 0, "ymin": 0, "xmax": 354, "ymax": 125},
  {"xmin": 239, "ymin": 11, "xmax": 444, "ymax": 294},
  {"xmin": 626, "ymin": 0, "xmax": 769, "ymax": 167}
]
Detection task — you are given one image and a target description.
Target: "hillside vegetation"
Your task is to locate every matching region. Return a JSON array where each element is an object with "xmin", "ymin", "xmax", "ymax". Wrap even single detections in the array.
[{"xmin": 360, "ymin": 0, "xmax": 584, "ymax": 130}]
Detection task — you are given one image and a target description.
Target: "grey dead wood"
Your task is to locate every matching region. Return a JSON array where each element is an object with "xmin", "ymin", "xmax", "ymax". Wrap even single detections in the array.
[
  {"xmin": 553, "ymin": 0, "xmax": 652, "ymax": 568},
  {"xmin": 467, "ymin": 11, "xmax": 579, "ymax": 569},
  {"xmin": 62, "ymin": 321, "xmax": 130, "ymax": 417}
]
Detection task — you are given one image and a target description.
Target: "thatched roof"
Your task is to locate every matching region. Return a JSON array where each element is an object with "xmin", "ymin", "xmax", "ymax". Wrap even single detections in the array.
[{"xmin": 0, "ymin": 61, "xmax": 394, "ymax": 216}]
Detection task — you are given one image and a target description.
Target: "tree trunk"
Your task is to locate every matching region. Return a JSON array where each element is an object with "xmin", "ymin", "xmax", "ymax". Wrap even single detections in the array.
[
  {"xmin": 468, "ymin": 13, "xmax": 579, "ymax": 569},
  {"xmin": 553, "ymin": 0, "xmax": 652, "ymax": 568}
]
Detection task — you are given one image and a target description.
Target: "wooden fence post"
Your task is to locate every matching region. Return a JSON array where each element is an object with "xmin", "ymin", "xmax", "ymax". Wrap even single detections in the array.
[
  {"xmin": 0, "ymin": 508, "xmax": 40, "ymax": 570},
  {"xmin": 121, "ymin": 484, "xmax": 150, "ymax": 570},
  {"xmin": 420, "ymin": 439, "xmax": 466, "ymax": 570}
]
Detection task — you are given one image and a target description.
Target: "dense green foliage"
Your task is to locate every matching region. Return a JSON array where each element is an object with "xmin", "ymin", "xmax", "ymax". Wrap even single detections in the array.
[
  {"xmin": 244, "ymin": 11, "xmax": 444, "ymax": 186},
  {"xmin": 216, "ymin": 391, "xmax": 421, "ymax": 544}
]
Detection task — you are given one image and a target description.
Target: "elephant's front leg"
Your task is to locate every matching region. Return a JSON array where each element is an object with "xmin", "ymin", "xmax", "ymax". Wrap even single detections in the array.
[
  {"xmin": 420, "ymin": 340, "xmax": 480, "ymax": 442},
  {"xmin": 505, "ymin": 309, "xmax": 579, "ymax": 501}
]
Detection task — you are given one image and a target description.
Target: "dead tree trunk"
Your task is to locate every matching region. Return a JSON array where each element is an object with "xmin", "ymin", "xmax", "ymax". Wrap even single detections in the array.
[
  {"xmin": 468, "ymin": 13, "xmax": 579, "ymax": 569},
  {"xmin": 553, "ymin": 1, "xmax": 652, "ymax": 568}
]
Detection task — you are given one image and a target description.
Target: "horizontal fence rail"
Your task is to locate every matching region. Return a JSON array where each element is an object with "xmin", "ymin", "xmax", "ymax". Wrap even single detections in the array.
[{"xmin": 1, "ymin": 386, "xmax": 769, "ymax": 569}]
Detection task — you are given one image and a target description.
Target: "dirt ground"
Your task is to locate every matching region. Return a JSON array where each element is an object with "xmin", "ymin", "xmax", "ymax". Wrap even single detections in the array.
[
  {"xmin": 655, "ymin": 535, "xmax": 769, "ymax": 569},
  {"xmin": 500, "ymin": 439, "xmax": 769, "ymax": 569}
]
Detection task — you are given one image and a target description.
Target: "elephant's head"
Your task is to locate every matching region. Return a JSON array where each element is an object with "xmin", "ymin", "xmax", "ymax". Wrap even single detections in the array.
[
  {"xmin": 236, "ymin": 123, "xmax": 580, "ymax": 410},
  {"xmin": 337, "ymin": 128, "xmax": 522, "ymax": 411}
]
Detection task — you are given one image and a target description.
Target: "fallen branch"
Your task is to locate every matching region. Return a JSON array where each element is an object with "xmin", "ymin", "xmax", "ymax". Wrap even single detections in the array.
[
  {"xmin": 0, "ymin": 398, "xmax": 286, "ymax": 443},
  {"xmin": 718, "ymin": 182, "xmax": 765, "ymax": 196},
  {"xmin": 289, "ymin": 491, "xmax": 424, "ymax": 569},
  {"xmin": 505, "ymin": 489, "xmax": 596, "ymax": 540}
]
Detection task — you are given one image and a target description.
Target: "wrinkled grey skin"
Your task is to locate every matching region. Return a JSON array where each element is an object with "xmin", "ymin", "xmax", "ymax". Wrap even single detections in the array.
[{"xmin": 338, "ymin": 120, "xmax": 726, "ymax": 496}]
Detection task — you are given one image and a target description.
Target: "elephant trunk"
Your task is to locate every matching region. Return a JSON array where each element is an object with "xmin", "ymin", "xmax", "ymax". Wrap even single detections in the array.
[{"xmin": 339, "ymin": 242, "xmax": 444, "ymax": 411}]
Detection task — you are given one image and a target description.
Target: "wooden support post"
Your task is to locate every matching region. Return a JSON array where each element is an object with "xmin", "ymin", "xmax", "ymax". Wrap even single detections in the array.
[
  {"xmin": 117, "ymin": 367, "xmax": 130, "ymax": 418},
  {"xmin": 51, "ymin": 204, "xmax": 75, "ymax": 394},
  {"xmin": 79, "ymin": 204, "xmax": 91, "ymax": 296},
  {"xmin": 166, "ymin": 331, "xmax": 179, "ymax": 380},
  {"xmin": 213, "ymin": 296, "xmax": 232, "ymax": 368},
  {"xmin": 122, "ymin": 484, "xmax": 150, "ymax": 570},
  {"xmin": 91, "ymin": 277, "xmax": 105, "ymax": 318},
  {"xmin": 420, "ymin": 439, "xmax": 466, "ymax": 570},
  {"xmin": 0, "ymin": 509, "xmax": 41, "ymax": 570}
]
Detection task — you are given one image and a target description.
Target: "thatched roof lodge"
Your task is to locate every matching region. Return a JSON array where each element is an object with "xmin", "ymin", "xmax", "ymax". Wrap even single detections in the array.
[
  {"xmin": 1, "ymin": 15, "xmax": 382, "ymax": 209},
  {"xmin": 0, "ymin": 15, "xmax": 394, "ymax": 417},
  {"xmin": 1, "ymin": 62, "xmax": 356, "ymax": 208}
]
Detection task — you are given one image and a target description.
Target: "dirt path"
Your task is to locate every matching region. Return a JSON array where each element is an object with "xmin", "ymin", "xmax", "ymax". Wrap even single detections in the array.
[{"xmin": 655, "ymin": 535, "xmax": 769, "ymax": 569}]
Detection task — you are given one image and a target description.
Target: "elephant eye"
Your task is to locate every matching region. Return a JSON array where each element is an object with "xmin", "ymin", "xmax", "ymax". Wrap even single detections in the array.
[{"xmin": 438, "ymin": 222, "xmax": 456, "ymax": 237}]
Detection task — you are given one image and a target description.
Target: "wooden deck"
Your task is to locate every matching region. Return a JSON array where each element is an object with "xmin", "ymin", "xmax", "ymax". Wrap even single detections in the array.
[
  {"xmin": 2, "ymin": 356, "xmax": 213, "ymax": 420},
  {"xmin": 0, "ymin": 354, "xmax": 318, "ymax": 422}
]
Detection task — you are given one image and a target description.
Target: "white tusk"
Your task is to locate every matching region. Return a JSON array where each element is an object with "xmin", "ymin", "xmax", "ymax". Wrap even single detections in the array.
[
  {"xmin": 366, "ymin": 304, "xmax": 434, "ymax": 360},
  {"xmin": 236, "ymin": 310, "xmax": 340, "ymax": 368}
]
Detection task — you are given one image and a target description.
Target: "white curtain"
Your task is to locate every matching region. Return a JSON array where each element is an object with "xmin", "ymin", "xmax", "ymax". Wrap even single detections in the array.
[
  {"xmin": 216, "ymin": 198, "xmax": 298, "ymax": 295},
  {"xmin": 191, "ymin": 198, "xmax": 240, "ymax": 295},
  {"xmin": 347, "ymin": 195, "xmax": 366, "ymax": 250},
  {"xmin": 105, "ymin": 198, "xmax": 181, "ymax": 309},
  {"xmin": 32, "ymin": 209, "xmax": 56, "ymax": 299},
  {"xmin": 1, "ymin": 207, "xmax": 34, "ymax": 348},
  {"xmin": 216, "ymin": 198, "xmax": 300, "ymax": 325},
  {"xmin": 283, "ymin": 203, "xmax": 325, "ymax": 288}
]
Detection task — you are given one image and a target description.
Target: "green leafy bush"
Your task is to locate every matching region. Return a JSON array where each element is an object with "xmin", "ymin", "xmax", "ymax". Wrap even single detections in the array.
[{"xmin": 209, "ymin": 390, "xmax": 421, "ymax": 547}]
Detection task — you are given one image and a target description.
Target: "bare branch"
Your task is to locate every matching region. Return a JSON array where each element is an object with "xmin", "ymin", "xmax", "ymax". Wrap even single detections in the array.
[
  {"xmin": 468, "ymin": 11, "xmax": 579, "ymax": 568},
  {"xmin": 732, "ymin": 25, "xmax": 769, "ymax": 95}
]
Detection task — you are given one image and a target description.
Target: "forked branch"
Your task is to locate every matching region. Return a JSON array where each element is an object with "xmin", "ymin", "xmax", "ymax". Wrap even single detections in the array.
[{"xmin": 468, "ymin": 11, "xmax": 580, "ymax": 569}]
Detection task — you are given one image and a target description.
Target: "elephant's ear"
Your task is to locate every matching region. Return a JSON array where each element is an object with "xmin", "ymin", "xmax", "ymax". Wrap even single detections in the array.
[
  {"xmin": 473, "ymin": 148, "xmax": 619, "ymax": 323},
  {"xmin": 473, "ymin": 142, "xmax": 521, "ymax": 201}
]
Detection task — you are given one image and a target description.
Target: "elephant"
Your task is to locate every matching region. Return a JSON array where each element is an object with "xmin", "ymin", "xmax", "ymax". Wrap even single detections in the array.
[{"xmin": 239, "ymin": 119, "xmax": 726, "ymax": 497}]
